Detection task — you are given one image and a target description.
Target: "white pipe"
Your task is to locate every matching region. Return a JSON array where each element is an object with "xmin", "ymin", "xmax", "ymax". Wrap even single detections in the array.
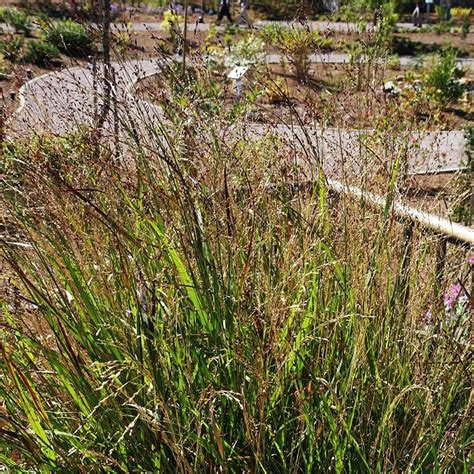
[{"xmin": 328, "ymin": 179, "xmax": 474, "ymax": 245}]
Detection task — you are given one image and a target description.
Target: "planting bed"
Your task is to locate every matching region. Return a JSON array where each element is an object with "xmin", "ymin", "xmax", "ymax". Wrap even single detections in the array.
[
  {"xmin": 136, "ymin": 61, "xmax": 473, "ymax": 130},
  {"xmin": 0, "ymin": 2, "xmax": 473, "ymax": 472}
]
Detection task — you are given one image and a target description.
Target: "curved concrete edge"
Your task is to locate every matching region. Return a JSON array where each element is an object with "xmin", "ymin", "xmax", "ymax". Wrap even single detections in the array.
[
  {"xmin": 7, "ymin": 65, "xmax": 86, "ymax": 135},
  {"xmin": 9, "ymin": 48, "xmax": 473, "ymax": 124},
  {"xmin": 328, "ymin": 178, "xmax": 474, "ymax": 244},
  {"xmin": 328, "ymin": 179, "xmax": 474, "ymax": 245},
  {"xmin": 7, "ymin": 57, "xmax": 474, "ymax": 238},
  {"xmin": 9, "ymin": 57, "xmax": 469, "ymax": 177}
]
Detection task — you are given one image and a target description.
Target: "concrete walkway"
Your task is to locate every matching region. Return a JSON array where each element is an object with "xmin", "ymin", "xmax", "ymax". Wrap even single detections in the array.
[
  {"xmin": 265, "ymin": 52, "xmax": 473, "ymax": 69},
  {"xmin": 2, "ymin": 18, "xmax": 471, "ymax": 71},
  {"xmin": 9, "ymin": 58, "xmax": 467, "ymax": 178},
  {"xmin": 0, "ymin": 19, "xmax": 461, "ymax": 34}
]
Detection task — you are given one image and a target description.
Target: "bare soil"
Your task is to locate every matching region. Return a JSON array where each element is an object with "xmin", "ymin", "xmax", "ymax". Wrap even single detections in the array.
[
  {"xmin": 393, "ymin": 31, "xmax": 474, "ymax": 57},
  {"xmin": 136, "ymin": 60, "xmax": 473, "ymax": 130}
]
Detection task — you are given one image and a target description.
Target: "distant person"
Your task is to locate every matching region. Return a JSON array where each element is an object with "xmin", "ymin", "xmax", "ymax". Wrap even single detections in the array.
[
  {"xmin": 237, "ymin": 0, "xmax": 252, "ymax": 27},
  {"xmin": 445, "ymin": 0, "xmax": 451, "ymax": 21},
  {"xmin": 198, "ymin": 0, "xmax": 205, "ymax": 23},
  {"xmin": 439, "ymin": 0, "xmax": 451, "ymax": 21},
  {"xmin": 217, "ymin": 0, "xmax": 233, "ymax": 25},
  {"xmin": 412, "ymin": 2, "xmax": 421, "ymax": 27},
  {"xmin": 425, "ymin": 0, "xmax": 433, "ymax": 15}
]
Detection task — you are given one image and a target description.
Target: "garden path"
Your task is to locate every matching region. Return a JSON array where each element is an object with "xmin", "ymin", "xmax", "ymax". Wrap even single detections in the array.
[
  {"xmin": 9, "ymin": 57, "xmax": 468, "ymax": 177},
  {"xmin": 0, "ymin": 20, "xmax": 459, "ymax": 33}
]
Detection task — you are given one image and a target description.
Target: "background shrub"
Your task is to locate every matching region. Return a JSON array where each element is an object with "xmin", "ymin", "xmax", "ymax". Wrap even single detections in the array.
[
  {"xmin": 43, "ymin": 19, "xmax": 95, "ymax": 57},
  {"xmin": 23, "ymin": 40, "xmax": 60, "ymax": 66},
  {"xmin": 261, "ymin": 24, "xmax": 332, "ymax": 81},
  {"xmin": 424, "ymin": 49, "xmax": 465, "ymax": 105},
  {"xmin": 0, "ymin": 35, "xmax": 24, "ymax": 62},
  {"xmin": 0, "ymin": 7, "xmax": 32, "ymax": 35}
]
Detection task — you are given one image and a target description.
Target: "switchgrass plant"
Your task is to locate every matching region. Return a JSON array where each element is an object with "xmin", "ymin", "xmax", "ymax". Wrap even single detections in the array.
[{"xmin": 0, "ymin": 52, "xmax": 472, "ymax": 472}]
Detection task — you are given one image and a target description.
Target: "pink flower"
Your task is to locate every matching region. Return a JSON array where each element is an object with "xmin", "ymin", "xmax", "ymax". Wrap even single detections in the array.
[
  {"xmin": 444, "ymin": 283, "xmax": 463, "ymax": 311},
  {"xmin": 468, "ymin": 255, "xmax": 474, "ymax": 265}
]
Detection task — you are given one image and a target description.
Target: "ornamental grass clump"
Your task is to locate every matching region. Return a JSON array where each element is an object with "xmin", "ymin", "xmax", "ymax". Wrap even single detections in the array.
[
  {"xmin": 0, "ymin": 35, "xmax": 24, "ymax": 62},
  {"xmin": 0, "ymin": 57, "xmax": 472, "ymax": 472}
]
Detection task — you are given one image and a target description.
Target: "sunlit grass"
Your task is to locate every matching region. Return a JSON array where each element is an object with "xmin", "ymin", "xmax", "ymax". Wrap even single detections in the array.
[{"xmin": 0, "ymin": 50, "xmax": 472, "ymax": 471}]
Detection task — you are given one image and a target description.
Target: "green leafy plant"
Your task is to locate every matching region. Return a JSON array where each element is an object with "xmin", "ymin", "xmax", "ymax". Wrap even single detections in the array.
[
  {"xmin": 114, "ymin": 22, "xmax": 138, "ymax": 55},
  {"xmin": 233, "ymin": 35, "xmax": 266, "ymax": 64},
  {"xmin": 380, "ymin": 0, "xmax": 399, "ymax": 30},
  {"xmin": 435, "ymin": 4, "xmax": 445, "ymax": 21},
  {"xmin": 263, "ymin": 75, "xmax": 289, "ymax": 104},
  {"xmin": 451, "ymin": 7, "xmax": 472, "ymax": 20},
  {"xmin": 424, "ymin": 49, "xmax": 466, "ymax": 105},
  {"xmin": 332, "ymin": 5, "xmax": 359, "ymax": 23},
  {"xmin": 161, "ymin": 9, "xmax": 183, "ymax": 34},
  {"xmin": 207, "ymin": 34, "xmax": 265, "ymax": 68},
  {"xmin": 261, "ymin": 24, "xmax": 332, "ymax": 81},
  {"xmin": 43, "ymin": 19, "xmax": 95, "ymax": 57},
  {"xmin": 460, "ymin": 17, "xmax": 470, "ymax": 39},
  {"xmin": 205, "ymin": 22, "xmax": 217, "ymax": 49},
  {"xmin": 0, "ymin": 53, "xmax": 10, "ymax": 79},
  {"xmin": 0, "ymin": 35, "xmax": 24, "ymax": 62},
  {"xmin": 0, "ymin": 7, "xmax": 32, "ymax": 35},
  {"xmin": 160, "ymin": 9, "xmax": 183, "ymax": 53},
  {"xmin": 23, "ymin": 40, "xmax": 60, "ymax": 66}
]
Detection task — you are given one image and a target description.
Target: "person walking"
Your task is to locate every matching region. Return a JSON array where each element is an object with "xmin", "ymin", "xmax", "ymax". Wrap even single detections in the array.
[
  {"xmin": 217, "ymin": 0, "xmax": 233, "ymax": 25},
  {"xmin": 198, "ymin": 0, "xmax": 205, "ymax": 23},
  {"xmin": 445, "ymin": 0, "xmax": 451, "ymax": 21},
  {"xmin": 425, "ymin": 0, "xmax": 433, "ymax": 15},
  {"xmin": 237, "ymin": 0, "xmax": 252, "ymax": 27},
  {"xmin": 412, "ymin": 2, "xmax": 421, "ymax": 27}
]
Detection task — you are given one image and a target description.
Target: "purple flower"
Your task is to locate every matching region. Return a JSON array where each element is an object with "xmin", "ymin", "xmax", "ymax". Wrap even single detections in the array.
[
  {"xmin": 468, "ymin": 255, "xmax": 474, "ymax": 265},
  {"xmin": 444, "ymin": 283, "xmax": 463, "ymax": 311}
]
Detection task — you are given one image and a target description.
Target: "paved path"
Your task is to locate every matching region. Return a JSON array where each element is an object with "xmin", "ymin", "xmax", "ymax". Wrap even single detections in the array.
[
  {"xmin": 265, "ymin": 52, "xmax": 474, "ymax": 69},
  {"xmin": 2, "ymin": 18, "xmax": 472, "ymax": 70},
  {"xmin": 9, "ymin": 58, "xmax": 467, "ymax": 177},
  {"xmin": 0, "ymin": 19, "xmax": 463, "ymax": 34},
  {"xmin": 106, "ymin": 20, "xmax": 385, "ymax": 32}
]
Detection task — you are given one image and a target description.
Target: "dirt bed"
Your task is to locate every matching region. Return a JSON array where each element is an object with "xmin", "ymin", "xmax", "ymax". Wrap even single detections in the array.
[{"xmin": 135, "ymin": 61, "xmax": 473, "ymax": 130}]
